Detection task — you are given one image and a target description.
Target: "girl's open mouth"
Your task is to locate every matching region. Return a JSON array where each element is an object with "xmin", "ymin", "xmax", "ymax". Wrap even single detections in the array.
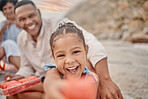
[{"xmin": 66, "ymin": 66, "xmax": 79, "ymax": 75}]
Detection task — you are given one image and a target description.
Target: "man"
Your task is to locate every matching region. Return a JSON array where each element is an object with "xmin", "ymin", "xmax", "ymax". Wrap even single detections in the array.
[{"xmin": 7, "ymin": 0, "xmax": 123, "ymax": 99}]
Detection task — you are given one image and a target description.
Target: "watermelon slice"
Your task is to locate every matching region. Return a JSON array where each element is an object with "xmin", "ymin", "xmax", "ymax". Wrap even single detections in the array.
[
  {"xmin": 0, "ymin": 76, "xmax": 41, "ymax": 96},
  {"xmin": 61, "ymin": 78, "xmax": 96, "ymax": 99}
]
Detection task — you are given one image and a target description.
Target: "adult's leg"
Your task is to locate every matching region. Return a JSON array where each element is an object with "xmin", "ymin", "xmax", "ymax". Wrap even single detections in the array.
[
  {"xmin": 6, "ymin": 83, "xmax": 45, "ymax": 99},
  {"xmin": 6, "ymin": 92, "xmax": 44, "ymax": 99},
  {"xmin": 3, "ymin": 40, "xmax": 20, "ymax": 69},
  {"xmin": 9, "ymin": 56, "xmax": 20, "ymax": 69}
]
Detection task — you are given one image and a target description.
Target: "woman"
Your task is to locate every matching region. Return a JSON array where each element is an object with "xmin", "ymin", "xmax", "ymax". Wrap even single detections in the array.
[{"xmin": 0, "ymin": 0, "xmax": 22, "ymax": 71}]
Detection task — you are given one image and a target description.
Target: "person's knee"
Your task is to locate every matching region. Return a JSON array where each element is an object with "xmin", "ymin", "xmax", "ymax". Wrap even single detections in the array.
[
  {"xmin": 9, "ymin": 56, "xmax": 20, "ymax": 69},
  {"xmin": 0, "ymin": 46, "xmax": 5, "ymax": 59},
  {"xmin": 3, "ymin": 40, "xmax": 16, "ymax": 48},
  {"xmin": 6, "ymin": 94, "xmax": 19, "ymax": 99},
  {"xmin": 3, "ymin": 40, "xmax": 20, "ymax": 62},
  {"xmin": 17, "ymin": 91, "xmax": 44, "ymax": 99}
]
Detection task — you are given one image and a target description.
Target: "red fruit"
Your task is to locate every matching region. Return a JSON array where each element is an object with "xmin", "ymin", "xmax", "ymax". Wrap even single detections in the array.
[
  {"xmin": 0, "ymin": 80, "xmax": 21, "ymax": 89},
  {"xmin": 18, "ymin": 76, "xmax": 38, "ymax": 83},
  {"xmin": 62, "ymin": 78, "xmax": 96, "ymax": 99},
  {"xmin": 18, "ymin": 76, "xmax": 40, "ymax": 89},
  {"xmin": 22, "ymin": 78, "xmax": 41, "ymax": 89},
  {"xmin": 0, "ymin": 76, "xmax": 41, "ymax": 96},
  {"xmin": 3, "ymin": 84, "xmax": 24, "ymax": 96}
]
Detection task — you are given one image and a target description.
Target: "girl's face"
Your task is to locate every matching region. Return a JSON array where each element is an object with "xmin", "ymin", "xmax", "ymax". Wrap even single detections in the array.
[
  {"xmin": 52, "ymin": 34, "xmax": 88, "ymax": 79},
  {"xmin": 2, "ymin": 2, "xmax": 15, "ymax": 20}
]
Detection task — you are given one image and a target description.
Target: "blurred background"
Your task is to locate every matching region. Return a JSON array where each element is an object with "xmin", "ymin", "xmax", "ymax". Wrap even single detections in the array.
[{"xmin": 0, "ymin": 0, "xmax": 148, "ymax": 99}]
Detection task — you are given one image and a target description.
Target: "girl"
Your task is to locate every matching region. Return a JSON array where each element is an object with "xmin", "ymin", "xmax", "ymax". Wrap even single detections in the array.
[{"xmin": 44, "ymin": 22, "xmax": 99, "ymax": 99}]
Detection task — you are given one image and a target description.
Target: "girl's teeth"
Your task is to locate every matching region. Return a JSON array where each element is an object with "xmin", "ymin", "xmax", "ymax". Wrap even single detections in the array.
[
  {"xmin": 66, "ymin": 66, "xmax": 79, "ymax": 75},
  {"xmin": 28, "ymin": 24, "xmax": 35, "ymax": 30},
  {"xmin": 67, "ymin": 66, "xmax": 77, "ymax": 70}
]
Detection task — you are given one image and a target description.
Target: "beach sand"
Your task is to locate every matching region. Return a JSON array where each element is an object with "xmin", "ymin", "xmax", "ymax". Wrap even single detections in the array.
[{"xmin": 101, "ymin": 40, "xmax": 148, "ymax": 99}]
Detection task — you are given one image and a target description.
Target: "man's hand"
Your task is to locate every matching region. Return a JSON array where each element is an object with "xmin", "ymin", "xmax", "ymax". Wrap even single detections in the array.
[
  {"xmin": 4, "ymin": 74, "xmax": 24, "ymax": 81},
  {"xmin": 95, "ymin": 58, "xmax": 123, "ymax": 99},
  {"xmin": 99, "ymin": 78, "xmax": 123, "ymax": 99}
]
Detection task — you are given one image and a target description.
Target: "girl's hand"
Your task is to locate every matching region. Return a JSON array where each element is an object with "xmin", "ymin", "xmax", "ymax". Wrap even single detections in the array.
[
  {"xmin": 43, "ymin": 68, "xmax": 66, "ymax": 99},
  {"xmin": 45, "ymin": 80, "xmax": 66, "ymax": 99},
  {"xmin": 5, "ymin": 20, "xmax": 14, "ymax": 27}
]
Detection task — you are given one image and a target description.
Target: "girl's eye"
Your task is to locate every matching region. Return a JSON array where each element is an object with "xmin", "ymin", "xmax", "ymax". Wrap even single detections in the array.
[
  {"xmin": 57, "ymin": 54, "xmax": 65, "ymax": 58},
  {"xmin": 73, "ymin": 51, "xmax": 81, "ymax": 54}
]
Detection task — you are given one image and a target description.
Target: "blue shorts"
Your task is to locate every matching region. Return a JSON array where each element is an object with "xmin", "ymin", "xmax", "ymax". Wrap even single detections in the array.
[{"xmin": 2, "ymin": 39, "xmax": 20, "ymax": 62}]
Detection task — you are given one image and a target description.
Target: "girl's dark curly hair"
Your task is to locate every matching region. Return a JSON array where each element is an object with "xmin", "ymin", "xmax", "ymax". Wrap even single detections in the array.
[{"xmin": 50, "ymin": 22, "xmax": 86, "ymax": 51}]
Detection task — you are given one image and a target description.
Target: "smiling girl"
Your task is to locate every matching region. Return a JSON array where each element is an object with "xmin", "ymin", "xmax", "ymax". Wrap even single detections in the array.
[{"xmin": 43, "ymin": 22, "xmax": 99, "ymax": 99}]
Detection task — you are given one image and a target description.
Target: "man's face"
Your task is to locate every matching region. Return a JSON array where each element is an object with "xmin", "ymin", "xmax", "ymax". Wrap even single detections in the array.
[
  {"xmin": 15, "ymin": 4, "xmax": 42, "ymax": 37},
  {"xmin": 2, "ymin": 2, "xmax": 15, "ymax": 20}
]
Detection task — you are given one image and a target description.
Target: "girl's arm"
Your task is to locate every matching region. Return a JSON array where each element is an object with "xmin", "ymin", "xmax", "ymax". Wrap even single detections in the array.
[
  {"xmin": 0, "ymin": 20, "xmax": 14, "ymax": 42},
  {"xmin": 0, "ymin": 22, "xmax": 7, "ymax": 42},
  {"xmin": 43, "ymin": 68, "xmax": 66, "ymax": 99}
]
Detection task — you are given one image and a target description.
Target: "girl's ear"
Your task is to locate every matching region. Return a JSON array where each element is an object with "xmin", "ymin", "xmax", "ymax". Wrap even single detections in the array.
[{"xmin": 85, "ymin": 45, "xmax": 89, "ymax": 55}]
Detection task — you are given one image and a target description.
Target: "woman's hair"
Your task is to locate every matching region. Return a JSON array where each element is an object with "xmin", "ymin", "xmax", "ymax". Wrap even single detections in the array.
[
  {"xmin": 0, "ymin": 0, "xmax": 18, "ymax": 11},
  {"xmin": 50, "ymin": 22, "xmax": 86, "ymax": 51}
]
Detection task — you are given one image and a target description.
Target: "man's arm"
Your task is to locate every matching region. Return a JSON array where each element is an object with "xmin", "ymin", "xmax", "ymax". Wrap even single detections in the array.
[{"xmin": 95, "ymin": 58, "xmax": 123, "ymax": 99}]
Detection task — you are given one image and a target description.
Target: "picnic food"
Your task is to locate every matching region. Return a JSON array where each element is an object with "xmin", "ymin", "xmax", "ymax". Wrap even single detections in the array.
[
  {"xmin": 0, "ymin": 80, "xmax": 21, "ymax": 89},
  {"xmin": 0, "ymin": 76, "xmax": 41, "ymax": 96},
  {"xmin": 61, "ymin": 78, "xmax": 96, "ymax": 99},
  {"xmin": 18, "ymin": 76, "xmax": 38, "ymax": 83}
]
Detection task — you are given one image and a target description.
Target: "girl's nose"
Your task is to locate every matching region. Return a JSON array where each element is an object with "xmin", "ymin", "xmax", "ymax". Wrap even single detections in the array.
[{"xmin": 65, "ymin": 57, "xmax": 75, "ymax": 64}]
